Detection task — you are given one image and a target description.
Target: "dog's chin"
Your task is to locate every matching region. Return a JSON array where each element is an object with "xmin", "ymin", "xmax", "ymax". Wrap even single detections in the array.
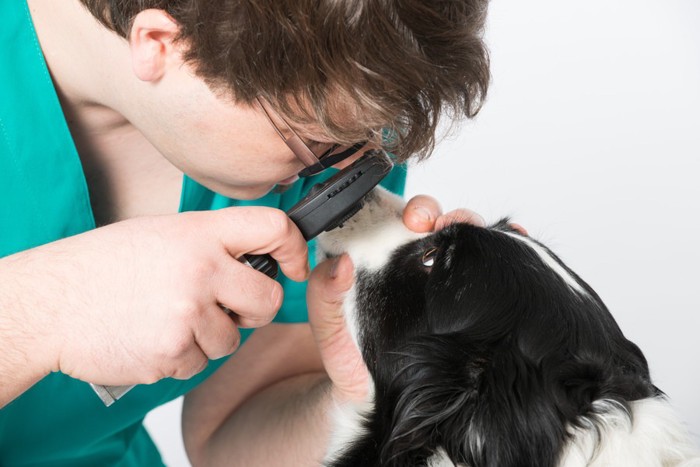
[
  {"xmin": 317, "ymin": 188, "xmax": 427, "ymax": 272},
  {"xmin": 316, "ymin": 234, "xmax": 345, "ymax": 262}
]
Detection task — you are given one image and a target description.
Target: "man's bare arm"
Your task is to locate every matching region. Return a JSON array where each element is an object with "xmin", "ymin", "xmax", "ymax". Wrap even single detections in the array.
[
  {"xmin": 183, "ymin": 323, "xmax": 335, "ymax": 466},
  {"xmin": 0, "ymin": 253, "xmax": 57, "ymax": 407}
]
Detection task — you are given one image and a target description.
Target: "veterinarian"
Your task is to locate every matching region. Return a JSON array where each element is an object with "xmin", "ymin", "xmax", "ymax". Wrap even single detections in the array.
[{"xmin": 0, "ymin": 0, "xmax": 489, "ymax": 464}]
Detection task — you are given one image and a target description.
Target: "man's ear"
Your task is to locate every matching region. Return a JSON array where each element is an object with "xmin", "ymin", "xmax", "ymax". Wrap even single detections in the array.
[{"xmin": 128, "ymin": 9, "xmax": 181, "ymax": 82}]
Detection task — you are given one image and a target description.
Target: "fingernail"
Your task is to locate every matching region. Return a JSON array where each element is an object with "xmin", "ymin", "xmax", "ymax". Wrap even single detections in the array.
[
  {"xmin": 329, "ymin": 257, "xmax": 341, "ymax": 279},
  {"xmin": 413, "ymin": 206, "xmax": 434, "ymax": 223},
  {"xmin": 329, "ymin": 255, "xmax": 354, "ymax": 281}
]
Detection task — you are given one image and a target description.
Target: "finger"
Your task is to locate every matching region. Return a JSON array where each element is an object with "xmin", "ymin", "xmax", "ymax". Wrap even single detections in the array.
[
  {"xmin": 212, "ymin": 258, "xmax": 284, "ymax": 328},
  {"xmin": 402, "ymin": 195, "xmax": 443, "ymax": 233},
  {"xmin": 213, "ymin": 207, "xmax": 310, "ymax": 282},
  {"xmin": 434, "ymin": 208, "xmax": 486, "ymax": 231},
  {"xmin": 508, "ymin": 222, "xmax": 529, "ymax": 236},
  {"xmin": 306, "ymin": 255, "xmax": 370, "ymax": 402},
  {"xmin": 169, "ymin": 342, "xmax": 210, "ymax": 380},
  {"xmin": 306, "ymin": 254, "xmax": 355, "ymax": 345},
  {"xmin": 191, "ymin": 305, "xmax": 242, "ymax": 360}
]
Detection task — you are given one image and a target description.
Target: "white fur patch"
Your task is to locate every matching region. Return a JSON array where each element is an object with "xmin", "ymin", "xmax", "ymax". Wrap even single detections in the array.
[
  {"xmin": 317, "ymin": 188, "xmax": 427, "ymax": 271},
  {"xmin": 426, "ymin": 447, "xmax": 457, "ymax": 467},
  {"xmin": 502, "ymin": 230, "xmax": 588, "ymax": 297},
  {"xmin": 323, "ymin": 396, "xmax": 376, "ymax": 465},
  {"xmin": 559, "ymin": 398, "xmax": 700, "ymax": 466},
  {"xmin": 323, "ymin": 402, "xmax": 373, "ymax": 465}
]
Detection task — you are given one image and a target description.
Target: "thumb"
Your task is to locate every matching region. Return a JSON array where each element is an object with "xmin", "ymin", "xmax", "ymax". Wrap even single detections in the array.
[
  {"xmin": 306, "ymin": 254, "xmax": 355, "ymax": 345},
  {"xmin": 307, "ymin": 254, "xmax": 370, "ymax": 402}
]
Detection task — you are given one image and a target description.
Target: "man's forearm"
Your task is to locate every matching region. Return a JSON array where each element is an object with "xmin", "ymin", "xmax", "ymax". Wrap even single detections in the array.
[
  {"xmin": 0, "ymin": 338, "xmax": 47, "ymax": 407},
  {"xmin": 0, "ymin": 255, "xmax": 52, "ymax": 407},
  {"xmin": 196, "ymin": 372, "xmax": 336, "ymax": 467}
]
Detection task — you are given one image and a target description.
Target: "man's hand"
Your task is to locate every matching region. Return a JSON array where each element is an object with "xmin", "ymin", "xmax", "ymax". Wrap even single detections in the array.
[
  {"xmin": 401, "ymin": 194, "xmax": 486, "ymax": 232},
  {"xmin": 306, "ymin": 195, "xmax": 485, "ymax": 404},
  {"xmin": 0, "ymin": 207, "xmax": 309, "ymax": 402}
]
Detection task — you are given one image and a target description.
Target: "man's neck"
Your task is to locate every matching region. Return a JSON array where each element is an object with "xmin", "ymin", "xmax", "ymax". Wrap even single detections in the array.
[
  {"xmin": 27, "ymin": 0, "xmax": 134, "ymax": 133},
  {"xmin": 27, "ymin": 0, "xmax": 184, "ymax": 225}
]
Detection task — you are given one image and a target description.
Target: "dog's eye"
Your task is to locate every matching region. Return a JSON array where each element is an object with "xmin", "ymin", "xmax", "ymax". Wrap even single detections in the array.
[{"xmin": 422, "ymin": 247, "xmax": 438, "ymax": 268}]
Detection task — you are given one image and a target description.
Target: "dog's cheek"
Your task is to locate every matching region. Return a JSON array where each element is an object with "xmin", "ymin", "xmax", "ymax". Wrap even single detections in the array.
[{"xmin": 345, "ymin": 269, "xmax": 390, "ymax": 374}]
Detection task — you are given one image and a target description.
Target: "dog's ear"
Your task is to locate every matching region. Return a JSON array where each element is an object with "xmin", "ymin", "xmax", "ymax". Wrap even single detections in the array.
[
  {"xmin": 459, "ymin": 349, "xmax": 584, "ymax": 467},
  {"xmin": 380, "ymin": 334, "xmax": 486, "ymax": 466},
  {"xmin": 382, "ymin": 335, "xmax": 626, "ymax": 467}
]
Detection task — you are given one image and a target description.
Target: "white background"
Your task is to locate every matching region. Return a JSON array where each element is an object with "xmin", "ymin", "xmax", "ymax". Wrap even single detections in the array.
[{"xmin": 145, "ymin": 1, "xmax": 700, "ymax": 464}]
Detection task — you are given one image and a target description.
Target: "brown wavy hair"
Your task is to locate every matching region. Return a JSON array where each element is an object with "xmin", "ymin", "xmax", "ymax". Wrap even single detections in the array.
[{"xmin": 81, "ymin": 0, "xmax": 490, "ymax": 161}]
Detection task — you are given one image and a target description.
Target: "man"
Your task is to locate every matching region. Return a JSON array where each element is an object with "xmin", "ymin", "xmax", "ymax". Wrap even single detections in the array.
[{"xmin": 0, "ymin": 0, "xmax": 489, "ymax": 464}]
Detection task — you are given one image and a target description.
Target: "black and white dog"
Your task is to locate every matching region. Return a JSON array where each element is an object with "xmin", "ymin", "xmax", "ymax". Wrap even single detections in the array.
[{"xmin": 318, "ymin": 188, "xmax": 699, "ymax": 467}]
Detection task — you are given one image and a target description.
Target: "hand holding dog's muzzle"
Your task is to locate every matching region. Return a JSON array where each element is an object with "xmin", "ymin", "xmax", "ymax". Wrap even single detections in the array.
[{"xmin": 307, "ymin": 254, "xmax": 371, "ymax": 404}]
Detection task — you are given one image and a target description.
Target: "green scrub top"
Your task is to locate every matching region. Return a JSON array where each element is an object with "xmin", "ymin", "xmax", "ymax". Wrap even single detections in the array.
[{"xmin": 0, "ymin": 2, "xmax": 407, "ymax": 465}]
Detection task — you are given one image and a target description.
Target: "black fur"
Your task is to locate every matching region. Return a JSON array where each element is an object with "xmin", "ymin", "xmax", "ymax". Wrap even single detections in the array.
[{"xmin": 328, "ymin": 220, "xmax": 658, "ymax": 467}]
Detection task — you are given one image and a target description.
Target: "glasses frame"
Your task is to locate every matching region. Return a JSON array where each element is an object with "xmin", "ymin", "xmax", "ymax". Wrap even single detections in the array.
[{"xmin": 256, "ymin": 96, "xmax": 367, "ymax": 178}]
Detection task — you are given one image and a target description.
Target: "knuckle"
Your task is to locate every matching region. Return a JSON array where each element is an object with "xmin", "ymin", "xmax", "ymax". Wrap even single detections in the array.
[
  {"xmin": 143, "ymin": 370, "xmax": 167, "ymax": 385},
  {"xmin": 236, "ymin": 269, "xmax": 281, "ymax": 312},
  {"xmin": 238, "ymin": 281, "xmax": 281, "ymax": 327},
  {"xmin": 165, "ymin": 330, "xmax": 194, "ymax": 359},
  {"xmin": 213, "ymin": 328, "xmax": 240, "ymax": 359},
  {"xmin": 172, "ymin": 356, "xmax": 208, "ymax": 380},
  {"xmin": 172, "ymin": 298, "xmax": 205, "ymax": 323},
  {"xmin": 142, "ymin": 375, "xmax": 159, "ymax": 385},
  {"xmin": 229, "ymin": 330, "xmax": 241, "ymax": 354},
  {"xmin": 187, "ymin": 258, "xmax": 217, "ymax": 283},
  {"xmin": 237, "ymin": 312, "xmax": 272, "ymax": 329},
  {"xmin": 238, "ymin": 318, "xmax": 263, "ymax": 329},
  {"xmin": 234, "ymin": 271, "xmax": 267, "ymax": 303},
  {"xmin": 265, "ymin": 208, "xmax": 293, "ymax": 238},
  {"xmin": 192, "ymin": 356, "xmax": 209, "ymax": 375},
  {"xmin": 269, "ymin": 282, "xmax": 283, "ymax": 311},
  {"xmin": 172, "ymin": 359, "xmax": 208, "ymax": 379}
]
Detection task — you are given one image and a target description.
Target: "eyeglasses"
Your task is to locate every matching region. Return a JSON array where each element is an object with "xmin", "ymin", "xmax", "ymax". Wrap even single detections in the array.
[{"xmin": 256, "ymin": 97, "xmax": 368, "ymax": 178}]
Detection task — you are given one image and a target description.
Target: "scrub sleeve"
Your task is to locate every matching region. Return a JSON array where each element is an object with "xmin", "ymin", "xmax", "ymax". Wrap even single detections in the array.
[{"xmin": 0, "ymin": 1, "xmax": 407, "ymax": 465}]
